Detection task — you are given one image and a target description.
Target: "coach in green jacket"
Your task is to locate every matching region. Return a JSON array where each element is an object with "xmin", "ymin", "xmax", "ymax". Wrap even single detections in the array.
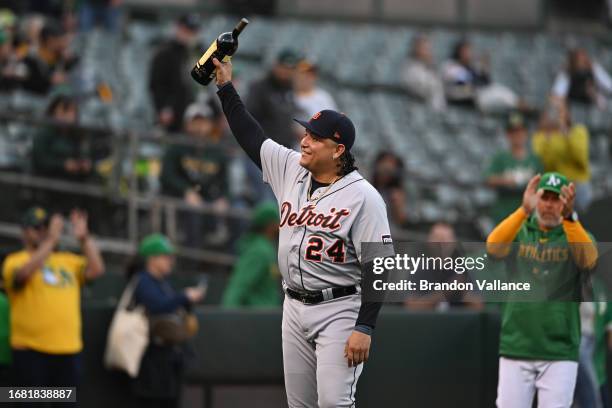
[
  {"xmin": 486, "ymin": 172, "xmax": 598, "ymax": 408},
  {"xmin": 222, "ymin": 202, "xmax": 281, "ymax": 308}
]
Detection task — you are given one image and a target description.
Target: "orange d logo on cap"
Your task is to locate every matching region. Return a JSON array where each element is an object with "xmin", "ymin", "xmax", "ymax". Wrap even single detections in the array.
[{"xmin": 311, "ymin": 112, "xmax": 321, "ymax": 120}]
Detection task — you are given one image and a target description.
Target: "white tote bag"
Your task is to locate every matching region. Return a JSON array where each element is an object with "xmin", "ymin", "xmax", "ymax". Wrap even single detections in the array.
[{"xmin": 104, "ymin": 278, "xmax": 149, "ymax": 378}]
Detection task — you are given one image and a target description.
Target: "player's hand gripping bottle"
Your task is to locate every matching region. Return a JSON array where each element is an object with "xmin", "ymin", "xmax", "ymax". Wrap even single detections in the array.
[{"xmin": 191, "ymin": 18, "xmax": 249, "ymax": 86}]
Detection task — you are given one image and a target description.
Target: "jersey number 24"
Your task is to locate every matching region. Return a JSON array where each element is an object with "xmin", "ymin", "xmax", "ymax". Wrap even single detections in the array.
[{"xmin": 305, "ymin": 236, "xmax": 345, "ymax": 263}]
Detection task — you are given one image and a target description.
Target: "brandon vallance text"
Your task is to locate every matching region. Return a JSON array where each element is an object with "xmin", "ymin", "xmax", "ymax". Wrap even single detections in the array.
[
  {"xmin": 372, "ymin": 279, "xmax": 531, "ymax": 292},
  {"xmin": 370, "ymin": 255, "xmax": 531, "ymax": 292}
]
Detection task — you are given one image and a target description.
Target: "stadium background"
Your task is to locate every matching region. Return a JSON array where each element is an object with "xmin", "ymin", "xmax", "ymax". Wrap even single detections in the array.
[{"xmin": 0, "ymin": 0, "xmax": 611, "ymax": 406}]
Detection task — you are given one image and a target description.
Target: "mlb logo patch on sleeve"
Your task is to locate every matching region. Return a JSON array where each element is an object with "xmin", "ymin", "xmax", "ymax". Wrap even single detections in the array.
[{"xmin": 382, "ymin": 235, "xmax": 393, "ymax": 245}]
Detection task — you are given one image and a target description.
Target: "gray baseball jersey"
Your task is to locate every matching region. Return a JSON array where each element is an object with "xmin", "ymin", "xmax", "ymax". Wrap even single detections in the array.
[{"xmin": 260, "ymin": 138, "xmax": 394, "ymax": 291}]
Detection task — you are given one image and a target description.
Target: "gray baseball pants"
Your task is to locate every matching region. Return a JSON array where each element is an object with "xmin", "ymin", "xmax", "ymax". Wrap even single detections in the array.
[{"xmin": 282, "ymin": 294, "xmax": 363, "ymax": 408}]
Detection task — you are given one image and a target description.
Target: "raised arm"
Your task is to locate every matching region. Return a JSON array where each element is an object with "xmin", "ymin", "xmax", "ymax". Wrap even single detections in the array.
[
  {"xmin": 71, "ymin": 210, "xmax": 105, "ymax": 281},
  {"xmin": 486, "ymin": 174, "xmax": 541, "ymax": 258},
  {"xmin": 213, "ymin": 58, "xmax": 267, "ymax": 169},
  {"xmin": 10, "ymin": 215, "xmax": 63, "ymax": 288}
]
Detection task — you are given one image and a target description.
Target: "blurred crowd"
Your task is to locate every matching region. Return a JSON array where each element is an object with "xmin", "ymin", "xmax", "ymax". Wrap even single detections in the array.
[{"xmin": 0, "ymin": 5, "xmax": 605, "ymax": 239}]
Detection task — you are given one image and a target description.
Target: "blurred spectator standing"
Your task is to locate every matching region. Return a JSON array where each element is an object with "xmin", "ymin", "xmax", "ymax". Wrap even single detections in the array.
[
  {"xmin": 2, "ymin": 207, "xmax": 104, "ymax": 390},
  {"xmin": 160, "ymin": 103, "xmax": 230, "ymax": 247},
  {"xmin": 242, "ymin": 48, "xmax": 302, "ymax": 204},
  {"xmin": 32, "ymin": 94, "xmax": 93, "ymax": 182},
  {"xmin": 442, "ymin": 40, "xmax": 518, "ymax": 112},
  {"xmin": 246, "ymin": 48, "xmax": 301, "ymax": 148},
  {"xmin": 78, "ymin": 0, "xmax": 124, "ymax": 33},
  {"xmin": 575, "ymin": 302, "xmax": 603, "ymax": 408},
  {"xmin": 0, "ymin": 29, "xmax": 23, "ymax": 91},
  {"xmin": 21, "ymin": 20, "xmax": 78, "ymax": 94},
  {"xmin": 400, "ymin": 35, "xmax": 446, "ymax": 112},
  {"xmin": 222, "ymin": 202, "xmax": 281, "ymax": 308},
  {"xmin": 552, "ymin": 48, "xmax": 612, "ymax": 109},
  {"xmin": 532, "ymin": 98, "xmax": 592, "ymax": 212},
  {"xmin": 485, "ymin": 113, "xmax": 543, "ymax": 223},
  {"xmin": 149, "ymin": 15, "xmax": 200, "ymax": 133},
  {"xmin": 404, "ymin": 222, "xmax": 483, "ymax": 311},
  {"xmin": 129, "ymin": 233, "xmax": 204, "ymax": 408},
  {"xmin": 15, "ymin": 14, "xmax": 45, "ymax": 53},
  {"xmin": 442, "ymin": 40, "xmax": 491, "ymax": 107},
  {"xmin": 293, "ymin": 59, "xmax": 337, "ymax": 117},
  {"xmin": 371, "ymin": 151, "xmax": 408, "ymax": 227}
]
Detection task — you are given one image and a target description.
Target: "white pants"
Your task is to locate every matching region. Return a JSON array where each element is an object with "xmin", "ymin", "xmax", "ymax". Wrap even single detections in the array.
[
  {"xmin": 282, "ymin": 294, "xmax": 363, "ymax": 408},
  {"xmin": 497, "ymin": 357, "xmax": 578, "ymax": 408}
]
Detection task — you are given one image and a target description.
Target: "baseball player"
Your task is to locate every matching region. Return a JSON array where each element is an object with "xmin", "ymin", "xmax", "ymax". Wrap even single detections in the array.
[
  {"xmin": 211, "ymin": 58, "xmax": 394, "ymax": 407},
  {"xmin": 486, "ymin": 172, "xmax": 598, "ymax": 408}
]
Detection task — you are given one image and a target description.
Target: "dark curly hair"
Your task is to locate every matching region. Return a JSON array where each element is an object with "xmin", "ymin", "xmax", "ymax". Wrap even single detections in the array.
[{"xmin": 337, "ymin": 150, "xmax": 358, "ymax": 176}]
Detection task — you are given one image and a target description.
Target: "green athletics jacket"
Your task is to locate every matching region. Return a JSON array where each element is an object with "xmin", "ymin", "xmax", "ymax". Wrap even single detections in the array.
[{"xmin": 489, "ymin": 210, "xmax": 597, "ymax": 362}]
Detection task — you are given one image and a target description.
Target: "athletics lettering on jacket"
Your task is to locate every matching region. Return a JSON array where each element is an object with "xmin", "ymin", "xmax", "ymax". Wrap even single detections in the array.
[{"xmin": 279, "ymin": 202, "xmax": 350, "ymax": 231}]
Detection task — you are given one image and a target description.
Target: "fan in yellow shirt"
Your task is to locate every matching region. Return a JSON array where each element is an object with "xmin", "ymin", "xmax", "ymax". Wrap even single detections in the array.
[
  {"xmin": 532, "ymin": 98, "xmax": 592, "ymax": 212},
  {"xmin": 2, "ymin": 207, "xmax": 104, "ymax": 388}
]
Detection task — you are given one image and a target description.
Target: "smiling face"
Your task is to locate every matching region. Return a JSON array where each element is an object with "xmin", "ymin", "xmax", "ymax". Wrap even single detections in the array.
[
  {"xmin": 299, "ymin": 130, "xmax": 344, "ymax": 175},
  {"xmin": 536, "ymin": 190, "xmax": 564, "ymax": 229}
]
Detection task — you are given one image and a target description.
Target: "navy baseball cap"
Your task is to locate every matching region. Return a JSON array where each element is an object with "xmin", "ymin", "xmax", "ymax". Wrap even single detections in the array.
[
  {"xmin": 22, "ymin": 206, "xmax": 49, "ymax": 228},
  {"xmin": 294, "ymin": 110, "xmax": 356, "ymax": 151}
]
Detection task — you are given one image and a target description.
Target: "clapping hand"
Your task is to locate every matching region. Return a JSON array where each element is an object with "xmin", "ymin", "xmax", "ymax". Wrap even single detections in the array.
[
  {"xmin": 70, "ymin": 209, "xmax": 89, "ymax": 241},
  {"xmin": 521, "ymin": 174, "xmax": 542, "ymax": 214}
]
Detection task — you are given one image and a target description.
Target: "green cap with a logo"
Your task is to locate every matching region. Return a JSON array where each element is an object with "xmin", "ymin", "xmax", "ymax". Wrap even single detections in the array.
[
  {"xmin": 538, "ymin": 172, "xmax": 569, "ymax": 195},
  {"xmin": 21, "ymin": 206, "xmax": 49, "ymax": 228},
  {"xmin": 138, "ymin": 233, "xmax": 175, "ymax": 258},
  {"xmin": 506, "ymin": 111, "xmax": 525, "ymax": 131}
]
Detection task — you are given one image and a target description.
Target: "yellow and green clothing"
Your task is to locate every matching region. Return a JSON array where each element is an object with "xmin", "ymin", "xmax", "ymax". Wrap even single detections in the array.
[
  {"xmin": 487, "ymin": 207, "xmax": 597, "ymax": 361},
  {"xmin": 532, "ymin": 125, "xmax": 590, "ymax": 182},
  {"xmin": 222, "ymin": 234, "xmax": 280, "ymax": 307},
  {"xmin": 2, "ymin": 251, "xmax": 86, "ymax": 354},
  {"xmin": 485, "ymin": 151, "xmax": 543, "ymax": 222}
]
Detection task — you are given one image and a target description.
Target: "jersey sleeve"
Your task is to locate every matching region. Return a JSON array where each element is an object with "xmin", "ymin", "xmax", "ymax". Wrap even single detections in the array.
[
  {"xmin": 351, "ymin": 189, "xmax": 395, "ymax": 264},
  {"xmin": 260, "ymin": 138, "xmax": 303, "ymax": 199}
]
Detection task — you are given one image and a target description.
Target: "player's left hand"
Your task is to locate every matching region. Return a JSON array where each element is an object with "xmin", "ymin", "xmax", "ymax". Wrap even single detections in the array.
[
  {"xmin": 212, "ymin": 57, "xmax": 232, "ymax": 86},
  {"xmin": 344, "ymin": 330, "xmax": 371, "ymax": 367},
  {"xmin": 560, "ymin": 182, "xmax": 576, "ymax": 218},
  {"xmin": 71, "ymin": 209, "xmax": 89, "ymax": 241}
]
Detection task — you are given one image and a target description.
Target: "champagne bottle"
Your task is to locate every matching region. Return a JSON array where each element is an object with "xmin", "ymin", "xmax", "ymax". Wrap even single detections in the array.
[{"xmin": 191, "ymin": 18, "xmax": 249, "ymax": 86}]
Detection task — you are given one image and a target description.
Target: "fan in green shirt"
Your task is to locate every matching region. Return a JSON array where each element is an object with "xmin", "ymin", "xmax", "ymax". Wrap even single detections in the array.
[
  {"xmin": 222, "ymin": 202, "xmax": 281, "ymax": 308},
  {"xmin": 485, "ymin": 112, "xmax": 543, "ymax": 223}
]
